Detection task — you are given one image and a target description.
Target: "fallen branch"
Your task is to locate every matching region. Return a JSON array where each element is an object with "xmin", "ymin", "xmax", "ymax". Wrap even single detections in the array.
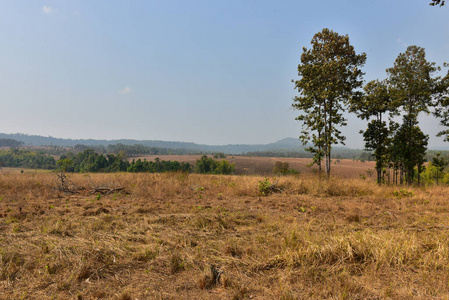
[
  {"xmin": 55, "ymin": 172, "xmax": 82, "ymax": 194},
  {"xmin": 267, "ymin": 184, "xmax": 283, "ymax": 194},
  {"xmin": 91, "ymin": 187, "xmax": 125, "ymax": 195},
  {"xmin": 85, "ymin": 174, "xmax": 126, "ymax": 195}
]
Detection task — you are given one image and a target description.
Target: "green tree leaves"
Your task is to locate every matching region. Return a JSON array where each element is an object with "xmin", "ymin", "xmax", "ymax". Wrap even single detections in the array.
[
  {"xmin": 294, "ymin": 30, "xmax": 449, "ymax": 185},
  {"xmin": 293, "ymin": 28, "xmax": 366, "ymax": 178},
  {"xmin": 195, "ymin": 155, "xmax": 235, "ymax": 175},
  {"xmin": 386, "ymin": 46, "xmax": 440, "ymax": 185}
]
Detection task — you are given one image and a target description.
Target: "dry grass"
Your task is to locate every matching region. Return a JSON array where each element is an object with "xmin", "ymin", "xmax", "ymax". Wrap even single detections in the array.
[
  {"xmin": 131, "ymin": 156, "xmax": 376, "ymax": 177},
  {"xmin": 1, "ymin": 170, "xmax": 449, "ymax": 299}
]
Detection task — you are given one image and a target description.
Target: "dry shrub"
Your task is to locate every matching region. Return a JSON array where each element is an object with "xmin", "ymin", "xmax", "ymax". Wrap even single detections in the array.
[
  {"xmin": 0, "ymin": 250, "xmax": 26, "ymax": 281},
  {"xmin": 133, "ymin": 247, "xmax": 158, "ymax": 262},
  {"xmin": 75, "ymin": 248, "xmax": 117, "ymax": 281},
  {"xmin": 169, "ymin": 252, "xmax": 186, "ymax": 274},
  {"xmin": 198, "ymin": 264, "xmax": 223, "ymax": 290},
  {"xmin": 115, "ymin": 292, "xmax": 132, "ymax": 300},
  {"xmin": 224, "ymin": 240, "xmax": 243, "ymax": 258}
]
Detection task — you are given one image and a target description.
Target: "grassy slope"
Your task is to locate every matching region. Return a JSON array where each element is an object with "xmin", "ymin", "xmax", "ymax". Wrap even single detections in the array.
[{"xmin": 1, "ymin": 172, "xmax": 449, "ymax": 299}]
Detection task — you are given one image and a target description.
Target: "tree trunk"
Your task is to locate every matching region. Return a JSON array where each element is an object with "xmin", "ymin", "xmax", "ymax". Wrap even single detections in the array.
[
  {"xmin": 377, "ymin": 113, "xmax": 382, "ymax": 185},
  {"xmin": 377, "ymin": 165, "xmax": 382, "ymax": 185},
  {"xmin": 325, "ymin": 98, "xmax": 332, "ymax": 179},
  {"xmin": 323, "ymin": 99, "xmax": 330, "ymax": 179},
  {"xmin": 318, "ymin": 158, "xmax": 322, "ymax": 178},
  {"xmin": 318, "ymin": 128, "xmax": 322, "ymax": 179}
]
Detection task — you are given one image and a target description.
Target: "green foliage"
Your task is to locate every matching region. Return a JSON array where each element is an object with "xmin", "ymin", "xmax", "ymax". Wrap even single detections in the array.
[
  {"xmin": 434, "ymin": 63, "xmax": 449, "ymax": 141},
  {"xmin": 273, "ymin": 161, "xmax": 298, "ymax": 176},
  {"xmin": 420, "ymin": 155, "xmax": 449, "ymax": 185},
  {"xmin": 195, "ymin": 156, "xmax": 234, "ymax": 175},
  {"xmin": 58, "ymin": 150, "xmax": 191, "ymax": 173},
  {"xmin": 258, "ymin": 178, "xmax": 272, "ymax": 196},
  {"xmin": 0, "ymin": 149, "xmax": 56, "ymax": 169},
  {"xmin": 386, "ymin": 45, "xmax": 439, "ymax": 185},
  {"xmin": 351, "ymin": 79, "xmax": 396, "ymax": 185},
  {"xmin": 215, "ymin": 159, "xmax": 234, "ymax": 175},
  {"xmin": 293, "ymin": 28, "xmax": 366, "ymax": 178},
  {"xmin": 213, "ymin": 152, "xmax": 226, "ymax": 159},
  {"xmin": 387, "ymin": 46, "xmax": 439, "ymax": 119},
  {"xmin": 57, "ymin": 158, "xmax": 73, "ymax": 172},
  {"xmin": 393, "ymin": 189, "xmax": 414, "ymax": 198},
  {"xmin": 391, "ymin": 116, "xmax": 429, "ymax": 185},
  {"xmin": 432, "ymin": 153, "xmax": 449, "ymax": 183},
  {"xmin": 58, "ymin": 149, "xmax": 130, "ymax": 172},
  {"xmin": 127, "ymin": 157, "xmax": 191, "ymax": 173}
]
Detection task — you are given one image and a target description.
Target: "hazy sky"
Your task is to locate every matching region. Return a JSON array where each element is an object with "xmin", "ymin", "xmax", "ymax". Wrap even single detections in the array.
[{"xmin": 1, "ymin": 1, "xmax": 448, "ymax": 148}]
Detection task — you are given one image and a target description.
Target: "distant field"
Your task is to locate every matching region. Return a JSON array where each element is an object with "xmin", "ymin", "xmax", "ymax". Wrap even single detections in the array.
[
  {"xmin": 0, "ymin": 167, "xmax": 54, "ymax": 174},
  {"xmin": 131, "ymin": 155, "xmax": 376, "ymax": 178}
]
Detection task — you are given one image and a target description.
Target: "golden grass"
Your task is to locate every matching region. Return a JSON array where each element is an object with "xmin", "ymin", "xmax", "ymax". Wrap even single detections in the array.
[{"xmin": 1, "ymin": 171, "xmax": 449, "ymax": 299}]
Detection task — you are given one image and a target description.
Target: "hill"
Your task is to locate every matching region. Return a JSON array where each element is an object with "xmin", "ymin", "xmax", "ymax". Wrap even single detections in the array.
[{"xmin": 0, "ymin": 133, "xmax": 309, "ymax": 154}]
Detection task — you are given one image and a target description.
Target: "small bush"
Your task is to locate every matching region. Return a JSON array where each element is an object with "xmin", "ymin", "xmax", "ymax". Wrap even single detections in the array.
[
  {"xmin": 170, "ymin": 252, "xmax": 185, "ymax": 274},
  {"xmin": 258, "ymin": 178, "xmax": 272, "ymax": 196},
  {"xmin": 393, "ymin": 189, "xmax": 414, "ymax": 198},
  {"xmin": 258, "ymin": 178, "xmax": 283, "ymax": 196}
]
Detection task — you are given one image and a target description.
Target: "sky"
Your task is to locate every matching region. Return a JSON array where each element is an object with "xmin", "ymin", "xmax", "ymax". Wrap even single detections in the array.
[{"xmin": 0, "ymin": 1, "xmax": 448, "ymax": 148}]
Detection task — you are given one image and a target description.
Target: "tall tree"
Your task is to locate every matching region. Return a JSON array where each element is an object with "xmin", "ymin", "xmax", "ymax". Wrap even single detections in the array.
[
  {"xmin": 351, "ymin": 80, "xmax": 397, "ymax": 184},
  {"xmin": 293, "ymin": 28, "xmax": 366, "ymax": 178},
  {"xmin": 392, "ymin": 116, "xmax": 429, "ymax": 185},
  {"xmin": 387, "ymin": 45, "xmax": 439, "ymax": 184}
]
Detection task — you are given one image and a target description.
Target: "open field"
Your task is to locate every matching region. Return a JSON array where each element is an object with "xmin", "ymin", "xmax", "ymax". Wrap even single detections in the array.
[
  {"xmin": 131, "ymin": 156, "xmax": 376, "ymax": 178},
  {"xmin": 0, "ymin": 168, "xmax": 54, "ymax": 175},
  {"xmin": 1, "ymin": 170, "xmax": 449, "ymax": 299}
]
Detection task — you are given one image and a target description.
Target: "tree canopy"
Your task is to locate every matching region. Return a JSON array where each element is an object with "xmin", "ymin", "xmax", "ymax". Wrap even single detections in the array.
[
  {"xmin": 386, "ymin": 45, "xmax": 439, "ymax": 184},
  {"xmin": 293, "ymin": 28, "xmax": 366, "ymax": 178}
]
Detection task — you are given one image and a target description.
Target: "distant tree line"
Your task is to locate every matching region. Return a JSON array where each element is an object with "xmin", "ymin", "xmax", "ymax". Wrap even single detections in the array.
[
  {"xmin": 58, "ymin": 150, "xmax": 233, "ymax": 175},
  {"xmin": 127, "ymin": 158, "xmax": 191, "ymax": 173},
  {"xmin": 0, "ymin": 138, "xmax": 24, "ymax": 148},
  {"xmin": 58, "ymin": 150, "xmax": 192, "ymax": 173},
  {"xmin": 0, "ymin": 149, "xmax": 56, "ymax": 169},
  {"xmin": 58, "ymin": 150, "xmax": 129, "ymax": 172}
]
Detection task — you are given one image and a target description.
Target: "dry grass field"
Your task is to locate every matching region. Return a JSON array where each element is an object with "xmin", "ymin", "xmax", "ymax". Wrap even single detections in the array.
[
  {"xmin": 1, "ymin": 166, "xmax": 449, "ymax": 299},
  {"xmin": 132, "ymin": 156, "xmax": 376, "ymax": 178}
]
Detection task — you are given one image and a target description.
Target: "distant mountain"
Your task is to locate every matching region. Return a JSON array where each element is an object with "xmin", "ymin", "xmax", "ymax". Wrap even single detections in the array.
[{"xmin": 0, "ymin": 133, "xmax": 306, "ymax": 154}]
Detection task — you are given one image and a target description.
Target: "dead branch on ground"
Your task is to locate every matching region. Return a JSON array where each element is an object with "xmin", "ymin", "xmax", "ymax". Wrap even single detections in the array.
[
  {"xmin": 55, "ymin": 172, "xmax": 82, "ymax": 194},
  {"xmin": 85, "ymin": 174, "xmax": 126, "ymax": 195}
]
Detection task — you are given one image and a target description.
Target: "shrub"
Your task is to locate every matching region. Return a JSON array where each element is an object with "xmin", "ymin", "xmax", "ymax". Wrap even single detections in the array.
[{"xmin": 195, "ymin": 156, "xmax": 234, "ymax": 175}]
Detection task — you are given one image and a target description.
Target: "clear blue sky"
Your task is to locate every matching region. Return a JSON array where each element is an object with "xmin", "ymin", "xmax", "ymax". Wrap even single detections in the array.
[{"xmin": 0, "ymin": 0, "xmax": 448, "ymax": 148}]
